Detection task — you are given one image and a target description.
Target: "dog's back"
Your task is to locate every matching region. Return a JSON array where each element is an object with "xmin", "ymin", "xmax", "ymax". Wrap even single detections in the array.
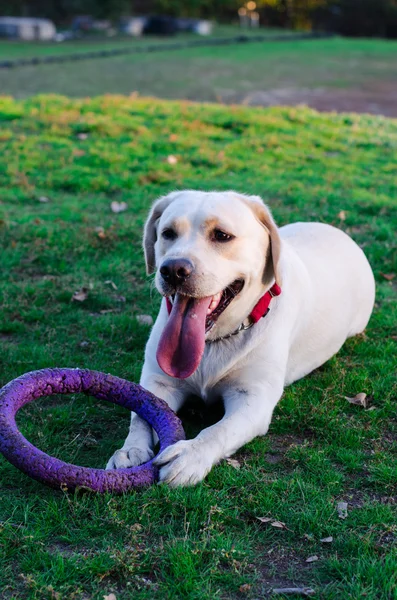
[{"xmin": 281, "ymin": 222, "xmax": 375, "ymax": 383}]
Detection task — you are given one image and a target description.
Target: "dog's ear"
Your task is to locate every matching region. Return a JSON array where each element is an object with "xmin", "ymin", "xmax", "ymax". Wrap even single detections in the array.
[
  {"xmin": 239, "ymin": 194, "xmax": 282, "ymax": 286},
  {"xmin": 143, "ymin": 192, "xmax": 180, "ymax": 275}
]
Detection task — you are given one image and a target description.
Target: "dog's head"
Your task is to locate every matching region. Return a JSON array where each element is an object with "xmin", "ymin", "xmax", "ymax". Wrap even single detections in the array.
[{"xmin": 144, "ymin": 190, "xmax": 282, "ymax": 378}]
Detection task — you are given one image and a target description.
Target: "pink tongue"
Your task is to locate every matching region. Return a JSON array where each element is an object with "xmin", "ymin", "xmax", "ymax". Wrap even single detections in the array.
[{"xmin": 156, "ymin": 293, "xmax": 212, "ymax": 379}]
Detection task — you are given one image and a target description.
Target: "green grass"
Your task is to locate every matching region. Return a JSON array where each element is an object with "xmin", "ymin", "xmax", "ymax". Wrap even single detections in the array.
[
  {"xmin": 0, "ymin": 37, "xmax": 396, "ymax": 101},
  {"xmin": 0, "ymin": 95, "xmax": 396, "ymax": 599},
  {"xmin": 0, "ymin": 25, "xmax": 289, "ymax": 59}
]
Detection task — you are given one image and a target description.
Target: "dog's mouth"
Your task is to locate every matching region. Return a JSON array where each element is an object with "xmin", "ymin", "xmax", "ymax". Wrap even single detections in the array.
[
  {"xmin": 157, "ymin": 279, "xmax": 244, "ymax": 379},
  {"xmin": 168, "ymin": 278, "xmax": 245, "ymax": 333}
]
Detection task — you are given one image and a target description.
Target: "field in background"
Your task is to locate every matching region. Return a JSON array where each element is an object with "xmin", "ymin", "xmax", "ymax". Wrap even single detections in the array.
[
  {"xmin": 0, "ymin": 95, "xmax": 396, "ymax": 599},
  {"xmin": 0, "ymin": 37, "xmax": 396, "ymax": 117},
  {"xmin": 0, "ymin": 25, "xmax": 289, "ymax": 59}
]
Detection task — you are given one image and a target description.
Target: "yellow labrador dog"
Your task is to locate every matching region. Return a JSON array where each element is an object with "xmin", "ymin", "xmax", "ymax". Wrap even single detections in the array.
[{"xmin": 106, "ymin": 191, "xmax": 375, "ymax": 486}]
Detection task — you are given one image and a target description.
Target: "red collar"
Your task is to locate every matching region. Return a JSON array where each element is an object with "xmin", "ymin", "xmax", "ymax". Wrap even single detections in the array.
[
  {"xmin": 249, "ymin": 282, "xmax": 282, "ymax": 323},
  {"xmin": 165, "ymin": 282, "xmax": 281, "ymax": 323}
]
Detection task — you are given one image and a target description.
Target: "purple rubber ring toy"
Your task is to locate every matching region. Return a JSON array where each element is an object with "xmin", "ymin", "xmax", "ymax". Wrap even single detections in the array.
[{"xmin": 0, "ymin": 368, "xmax": 185, "ymax": 493}]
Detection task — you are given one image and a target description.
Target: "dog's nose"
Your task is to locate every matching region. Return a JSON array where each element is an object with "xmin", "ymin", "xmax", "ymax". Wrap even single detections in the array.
[{"xmin": 160, "ymin": 259, "xmax": 193, "ymax": 287}]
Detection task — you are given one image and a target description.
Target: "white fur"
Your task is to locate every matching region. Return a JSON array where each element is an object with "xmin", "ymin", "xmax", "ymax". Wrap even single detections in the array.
[{"xmin": 106, "ymin": 191, "xmax": 375, "ymax": 486}]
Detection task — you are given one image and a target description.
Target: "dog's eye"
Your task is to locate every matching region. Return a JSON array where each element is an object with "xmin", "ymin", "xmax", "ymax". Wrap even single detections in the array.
[
  {"xmin": 213, "ymin": 229, "xmax": 233, "ymax": 243},
  {"xmin": 162, "ymin": 228, "xmax": 177, "ymax": 241}
]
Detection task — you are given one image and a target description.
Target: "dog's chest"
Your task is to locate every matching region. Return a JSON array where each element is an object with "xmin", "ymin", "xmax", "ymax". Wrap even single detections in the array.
[{"xmin": 185, "ymin": 340, "xmax": 238, "ymax": 402}]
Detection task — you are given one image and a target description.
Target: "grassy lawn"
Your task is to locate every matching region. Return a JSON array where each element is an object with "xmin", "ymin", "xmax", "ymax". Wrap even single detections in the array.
[
  {"xmin": 0, "ymin": 38, "xmax": 396, "ymax": 104},
  {"xmin": 0, "ymin": 94, "xmax": 396, "ymax": 599},
  {"xmin": 0, "ymin": 25, "xmax": 289, "ymax": 60}
]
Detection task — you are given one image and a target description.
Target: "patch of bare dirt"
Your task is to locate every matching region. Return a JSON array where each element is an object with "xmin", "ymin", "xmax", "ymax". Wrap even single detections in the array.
[
  {"xmin": 0, "ymin": 333, "xmax": 17, "ymax": 344},
  {"xmin": 264, "ymin": 434, "xmax": 310, "ymax": 465},
  {"xmin": 342, "ymin": 488, "xmax": 397, "ymax": 509},
  {"xmin": 47, "ymin": 541, "xmax": 78, "ymax": 558},
  {"xmin": 237, "ymin": 82, "xmax": 397, "ymax": 118},
  {"xmin": 255, "ymin": 544, "xmax": 320, "ymax": 597}
]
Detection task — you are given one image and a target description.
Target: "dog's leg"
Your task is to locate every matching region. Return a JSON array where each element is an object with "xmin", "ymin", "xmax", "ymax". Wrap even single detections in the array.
[
  {"xmin": 105, "ymin": 377, "xmax": 184, "ymax": 470},
  {"xmin": 154, "ymin": 379, "xmax": 284, "ymax": 486}
]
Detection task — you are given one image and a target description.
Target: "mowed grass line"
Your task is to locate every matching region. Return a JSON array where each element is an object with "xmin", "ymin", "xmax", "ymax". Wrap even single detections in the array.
[
  {"xmin": 0, "ymin": 95, "xmax": 396, "ymax": 599},
  {"xmin": 0, "ymin": 37, "xmax": 396, "ymax": 101}
]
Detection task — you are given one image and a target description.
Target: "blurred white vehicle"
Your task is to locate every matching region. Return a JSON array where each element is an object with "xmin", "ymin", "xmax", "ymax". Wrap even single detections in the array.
[{"xmin": 0, "ymin": 17, "xmax": 56, "ymax": 41}]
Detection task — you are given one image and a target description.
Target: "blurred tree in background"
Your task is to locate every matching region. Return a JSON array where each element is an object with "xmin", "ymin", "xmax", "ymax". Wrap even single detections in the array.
[
  {"xmin": 314, "ymin": 0, "xmax": 397, "ymax": 38},
  {"xmin": 257, "ymin": 0, "xmax": 325, "ymax": 29},
  {"xmin": 153, "ymin": 0, "xmax": 240, "ymax": 19},
  {"xmin": 0, "ymin": 0, "xmax": 396, "ymax": 37},
  {"xmin": 153, "ymin": 0, "xmax": 397, "ymax": 36},
  {"xmin": 0, "ymin": 0, "xmax": 131, "ymax": 21}
]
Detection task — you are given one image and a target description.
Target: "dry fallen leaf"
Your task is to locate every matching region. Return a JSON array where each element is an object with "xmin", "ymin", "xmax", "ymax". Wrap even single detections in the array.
[
  {"xmin": 380, "ymin": 273, "xmax": 395, "ymax": 281},
  {"xmin": 103, "ymin": 594, "xmax": 117, "ymax": 600},
  {"xmin": 305, "ymin": 555, "xmax": 319, "ymax": 563},
  {"xmin": 38, "ymin": 196, "xmax": 49, "ymax": 203},
  {"xmin": 256, "ymin": 516, "xmax": 273, "ymax": 524},
  {"xmin": 110, "ymin": 201, "xmax": 128, "ymax": 214},
  {"xmin": 95, "ymin": 226, "xmax": 106, "ymax": 239},
  {"xmin": 345, "ymin": 392, "xmax": 368, "ymax": 408},
  {"xmin": 257, "ymin": 517, "xmax": 289, "ymax": 530},
  {"xmin": 169, "ymin": 133, "xmax": 178, "ymax": 142},
  {"xmin": 166, "ymin": 154, "xmax": 178, "ymax": 165},
  {"xmin": 239, "ymin": 583, "xmax": 251, "ymax": 593},
  {"xmin": 271, "ymin": 521, "xmax": 288, "ymax": 529},
  {"xmin": 337, "ymin": 501, "xmax": 348, "ymax": 519},
  {"xmin": 338, "ymin": 210, "xmax": 347, "ymax": 221},
  {"xmin": 320, "ymin": 536, "xmax": 333, "ymax": 543},
  {"xmin": 136, "ymin": 314, "xmax": 154, "ymax": 326},
  {"xmin": 72, "ymin": 288, "xmax": 88, "ymax": 302},
  {"xmin": 226, "ymin": 458, "xmax": 241, "ymax": 469}
]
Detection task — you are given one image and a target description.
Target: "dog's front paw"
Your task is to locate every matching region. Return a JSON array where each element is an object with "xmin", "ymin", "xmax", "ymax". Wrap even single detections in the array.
[
  {"xmin": 106, "ymin": 446, "xmax": 154, "ymax": 470},
  {"xmin": 153, "ymin": 439, "xmax": 213, "ymax": 487}
]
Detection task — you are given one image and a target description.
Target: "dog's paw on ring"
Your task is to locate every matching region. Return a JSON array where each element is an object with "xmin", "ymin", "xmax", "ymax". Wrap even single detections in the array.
[{"xmin": 106, "ymin": 447, "xmax": 154, "ymax": 469}]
